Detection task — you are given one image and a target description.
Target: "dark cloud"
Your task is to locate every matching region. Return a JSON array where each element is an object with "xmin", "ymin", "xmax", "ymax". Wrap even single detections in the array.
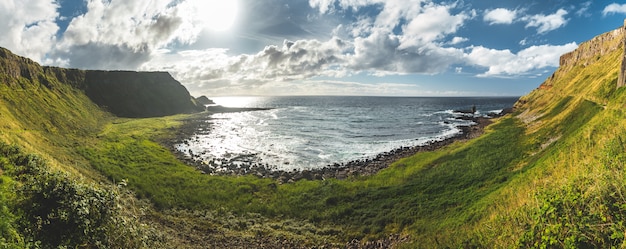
[
  {"xmin": 147, "ymin": 14, "xmax": 184, "ymax": 43},
  {"xmin": 54, "ymin": 42, "xmax": 152, "ymax": 70}
]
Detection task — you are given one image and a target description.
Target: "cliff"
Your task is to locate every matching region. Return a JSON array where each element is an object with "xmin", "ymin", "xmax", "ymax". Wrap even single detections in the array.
[
  {"xmin": 532, "ymin": 21, "xmax": 626, "ymax": 102},
  {"xmin": 1, "ymin": 47, "xmax": 203, "ymax": 118},
  {"xmin": 619, "ymin": 19, "xmax": 626, "ymax": 88},
  {"xmin": 81, "ymin": 71, "xmax": 203, "ymax": 117},
  {"xmin": 559, "ymin": 26, "xmax": 624, "ymax": 68},
  {"xmin": 558, "ymin": 20, "xmax": 626, "ymax": 88}
]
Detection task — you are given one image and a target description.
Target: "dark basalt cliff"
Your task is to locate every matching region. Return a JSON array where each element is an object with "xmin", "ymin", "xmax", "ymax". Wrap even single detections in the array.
[{"xmin": 1, "ymin": 47, "xmax": 203, "ymax": 118}]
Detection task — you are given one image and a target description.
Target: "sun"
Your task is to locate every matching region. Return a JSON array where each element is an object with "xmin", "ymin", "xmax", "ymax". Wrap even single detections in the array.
[{"xmin": 195, "ymin": 0, "xmax": 239, "ymax": 31}]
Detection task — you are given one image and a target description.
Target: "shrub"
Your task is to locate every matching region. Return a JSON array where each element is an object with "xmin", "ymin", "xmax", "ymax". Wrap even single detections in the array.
[{"xmin": 0, "ymin": 142, "xmax": 160, "ymax": 248}]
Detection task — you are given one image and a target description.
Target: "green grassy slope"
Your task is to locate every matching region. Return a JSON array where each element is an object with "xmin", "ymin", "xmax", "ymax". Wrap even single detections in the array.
[
  {"xmin": 0, "ymin": 48, "xmax": 110, "ymax": 177},
  {"xmin": 470, "ymin": 37, "xmax": 626, "ymax": 248},
  {"xmin": 0, "ymin": 49, "xmax": 165, "ymax": 248}
]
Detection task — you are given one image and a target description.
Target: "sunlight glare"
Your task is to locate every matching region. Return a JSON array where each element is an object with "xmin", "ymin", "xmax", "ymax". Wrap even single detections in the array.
[{"xmin": 195, "ymin": 0, "xmax": 238, "ymax": 31}]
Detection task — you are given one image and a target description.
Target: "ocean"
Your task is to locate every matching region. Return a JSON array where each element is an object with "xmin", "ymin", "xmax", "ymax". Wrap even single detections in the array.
[{"xmin": 175, "ymin": 96, "xmax": 519, "ymax": 171}]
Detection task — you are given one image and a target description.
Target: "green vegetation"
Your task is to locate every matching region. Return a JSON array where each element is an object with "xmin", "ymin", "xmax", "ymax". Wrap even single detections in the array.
[
  {"xmin": 1, "ymin": 28, "xmax": 626, "ymax": 247},
  {"xmin": 0, "ymin": 143, "xmax": 163, "ymax": 248}
]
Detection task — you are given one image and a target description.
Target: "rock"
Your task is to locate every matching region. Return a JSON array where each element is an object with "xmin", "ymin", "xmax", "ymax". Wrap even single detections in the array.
[{"xmin": 195, "ymin": 95, "xmax": 215, "ymax": 106}]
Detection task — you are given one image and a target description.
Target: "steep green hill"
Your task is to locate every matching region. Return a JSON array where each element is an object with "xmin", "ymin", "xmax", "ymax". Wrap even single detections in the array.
[
  {"xmin": 0, "ymin": 47, "xmax": 201, "ymax": 248},
  {"xmin": 472, "ymin": 25, "xmax": 626, "ymax": 248},
  {"xmin": 0, "ymin": 47, "xmax": 109, "ymax": 176},
  {"xmin": 1, "ymin": 22, "xmax": 626, "ymax": 248}
]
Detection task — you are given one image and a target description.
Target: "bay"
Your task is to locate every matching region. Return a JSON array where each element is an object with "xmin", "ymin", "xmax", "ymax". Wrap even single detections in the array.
[{"xmin": 175, "ymin": 96, "xmax": 518, "ymax": 171}]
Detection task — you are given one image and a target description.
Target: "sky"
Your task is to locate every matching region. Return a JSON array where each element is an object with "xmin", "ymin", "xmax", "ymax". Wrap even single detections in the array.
[{"xmin": 2, "ymin": 0, "xmax": 626, "ymax": 97}]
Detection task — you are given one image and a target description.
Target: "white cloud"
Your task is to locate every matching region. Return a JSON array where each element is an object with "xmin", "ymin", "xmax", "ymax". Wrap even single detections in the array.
[
  {"xmin": 483, "ymin": 8, "xmax": 571, "ymax": 34},
  {"xmin": 484, "ymin": 8, "xmax": 519, "ymax": 25},
  {"xmin": 310, "ymin": 0, "xmax": 469, "ymax": 43},
  {"xmin": 142, "ymin": 38, "xmax": 351, "ymax": 93},
  {"xmin": 349, "ymin": 30, "xmax": 464, "ymax": 75},
  {"xmin": 449, "ymin": 37, "xmax": 468, "ymax": 45},
  {"xmin": 159, "ymin": 0, "xmax": 576, "ymax": 95},
  {"xmin": 400, "ymin": 3, "xmax": 470, "ymax": 47},
  {"xmin": 374, "ymin": 0, "xmax": 425, "ymax": 29},
  {"xmin": 151, "ymin": 0, "xmax": 472, "ymax": 91},
  {"xmin": 465, "ymin": 42, "xmax": 578, "ymax": 77},
  {"xmin": 523, "ymin": 9, "xmax": 568, "ymax": 34},
  {"xmin": 603, "ymin": 3, "xmax": 626, "ymax": 16},
  {"xmin": 519, "ymin": 38, "xmax": 528, "ymax": 46},
  {"xmin": 52, "ymin": 0, "xmax": 212, "ymax": 69},
  {"xmin": 309, "ymin": 0, "xmax": 383, "ymax": 14},
  {"xmin": 0, "ymin": 0, "xmax": 59, "ymax": 62}
]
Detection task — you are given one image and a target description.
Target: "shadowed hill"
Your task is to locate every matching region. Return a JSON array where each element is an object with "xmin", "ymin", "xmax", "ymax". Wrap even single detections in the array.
[
  {"xmin": 40, "ymin": 66, "xmax": 204, "ymax": 118},
  {"xmin": 82, "ymin": 70, "xmax": 203, "ymax": 118}
]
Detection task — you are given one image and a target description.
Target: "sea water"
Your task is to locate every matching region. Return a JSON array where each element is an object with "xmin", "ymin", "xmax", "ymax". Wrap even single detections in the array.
[{"xmin": 175, "ymin": 96, "xmax": 518, "ymax": 171}]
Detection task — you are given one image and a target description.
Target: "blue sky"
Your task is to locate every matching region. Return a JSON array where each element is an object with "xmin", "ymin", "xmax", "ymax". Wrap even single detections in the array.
[{"xmin": 2, "ymin": 0, "xmax": 626, "ymax": 96}]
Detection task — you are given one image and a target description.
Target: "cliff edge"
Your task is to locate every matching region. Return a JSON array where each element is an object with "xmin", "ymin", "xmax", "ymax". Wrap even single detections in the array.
[{"xmin": 1, "ymin": 47, "xmax": 203, "ymax": 118}]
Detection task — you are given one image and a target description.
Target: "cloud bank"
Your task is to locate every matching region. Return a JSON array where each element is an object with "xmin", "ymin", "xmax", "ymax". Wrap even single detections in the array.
[{"xmin": 0, "ymin": 0, "xmax": 583, "ymax": 96}]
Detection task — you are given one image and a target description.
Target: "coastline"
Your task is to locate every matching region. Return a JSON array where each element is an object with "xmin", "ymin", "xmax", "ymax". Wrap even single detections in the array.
[{"xmin": 169, "ymin": 108, "xmax": 503, "ymax": 183}]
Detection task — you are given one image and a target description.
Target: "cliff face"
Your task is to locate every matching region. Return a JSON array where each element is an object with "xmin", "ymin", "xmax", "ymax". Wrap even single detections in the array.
[
  {"xmin": 530, "ymin": 21, "xmax": 626, "ymax": 99},
  {"xmin": 559, "ymin": 27, "xmax": 624, "ymax": 68},
  {"xmin": 619, "ymin": 19, "xmax": 626, "ymax": 88},
  {"xmin": 558, "ymin": 20, "xmax": 626, "ymax": 89},
  {"xmin": 0, "ymin": 47, "xmax": 203, "ymax": 118},
  {"xmin": 82, "ymin": 71, "xmax": 203, "ymax": 118},
  {"xmin": 0, "ymin": 47, "xmax": 45, "ymax": 83}
]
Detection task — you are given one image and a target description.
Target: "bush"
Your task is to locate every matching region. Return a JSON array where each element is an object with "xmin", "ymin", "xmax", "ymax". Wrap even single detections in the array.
[
  {"xmin": 0, "ymin": 142, "xmax": 160, "ymax": 248},
  {"xmin": 15, "ymin": 162, "xmax": 117, "ymax": 248}
]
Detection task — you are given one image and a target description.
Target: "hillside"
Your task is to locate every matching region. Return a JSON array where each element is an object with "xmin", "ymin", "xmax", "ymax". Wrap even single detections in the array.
[
  {"xmin": 82, "ymin": 70, "xmax": 203, "ymax": 117},
  {"xmin": 0, "ymin": 22, "xmax": 626, "ymax": 248},
  {"xmin": 0, "ymin": 47, "xmax": 204, "ymax": 248}
]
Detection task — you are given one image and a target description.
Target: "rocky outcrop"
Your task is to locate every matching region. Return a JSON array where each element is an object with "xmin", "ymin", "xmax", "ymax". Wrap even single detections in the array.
[
  {"xmin": 82, "ymin": 71, "xmax": 203, "ymax": 118},
  {"xmin": 0, "ymin": 47, "xmax": 43, "ymax": 82},
  {"xmin": 559, "ymin": 23, "xmax": 625, "ymax": 68},
  {"xmin": 557, "ymin": 20, "xmax": 626, "ymax": 89},
  {"xmin": 195, "ymin": 95, "xmax": 216, "ymax": 111}
]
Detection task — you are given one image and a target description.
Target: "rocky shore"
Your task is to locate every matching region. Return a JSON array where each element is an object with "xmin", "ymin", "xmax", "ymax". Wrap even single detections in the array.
[{"xmin": 169, "ymin": 108, "xmax": 509, "ymax": 183}]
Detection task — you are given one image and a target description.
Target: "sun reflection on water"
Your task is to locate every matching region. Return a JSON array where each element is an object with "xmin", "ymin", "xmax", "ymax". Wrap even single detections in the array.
[{"xmin": 210, "ymin": 96, "xmax": 265, "ymax": 108}]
